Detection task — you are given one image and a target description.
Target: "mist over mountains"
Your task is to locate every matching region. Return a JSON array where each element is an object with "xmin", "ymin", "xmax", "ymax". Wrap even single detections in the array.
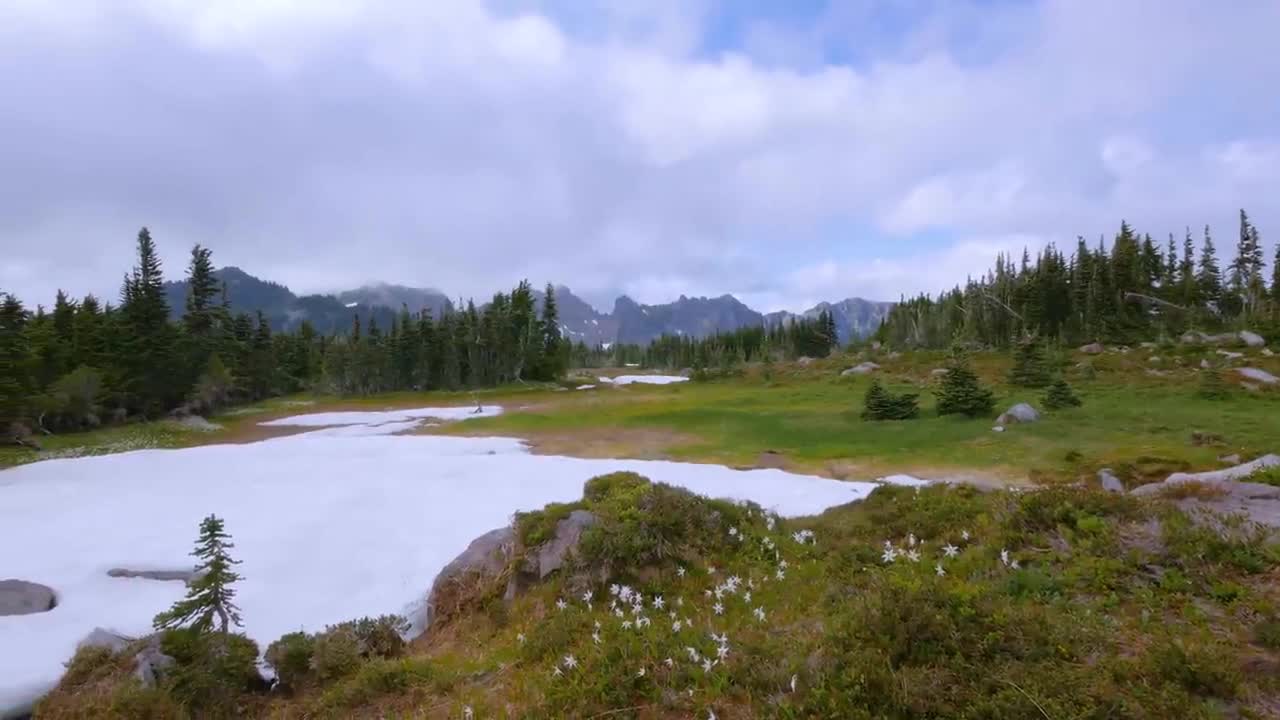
[{"xmin": 163, "ymin": 268, "xmax": 891, "ymax": 344}]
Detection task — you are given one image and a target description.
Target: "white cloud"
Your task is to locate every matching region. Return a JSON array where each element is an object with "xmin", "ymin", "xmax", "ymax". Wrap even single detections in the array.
[{"xmin": 1, "ymin": 0, "xmax": 1278, "ymax": 311}]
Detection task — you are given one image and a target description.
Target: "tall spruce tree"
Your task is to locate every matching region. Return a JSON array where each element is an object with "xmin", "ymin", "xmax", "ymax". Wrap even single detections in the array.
[
  {"xmin": 935, "ymin": 345, "xmax": 996, "ymax": 418},
  {"xmin": 154, "ymin": 514, "xmax": 243, "ymax": 634},
  {"xmin": 0, "ymin": 294, "xmax": 32, "ymax": 437},
  {"xmin": 120, "ymin": 228, "xmax": 175, "ymax": 416},
  {"xmin": 1009, "ymin": 334, "xmax": 1052, "ymax": 387},
  {"xmin": 1197, "ymin": 226, "xmax": 1223, "ymax": 315}
]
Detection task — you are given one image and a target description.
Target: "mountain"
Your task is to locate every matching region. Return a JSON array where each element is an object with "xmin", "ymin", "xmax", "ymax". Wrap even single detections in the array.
[
  {"xmin": 614, "ymin": 294, "xmax": 764, "ymax": 345},
  {"xmin": 164, "ymin": 267, "xmax": 890, "ymax": 344},
  {"xmin": 766, "ymin": 298, "xmax": 894, "ymax": 344},
  {"xmin": 162, "ymin": 268, "xmax": 442, "ymax": 334},
  {"xmin": 336, "ymin": 283, "xmax": 451, "ymax": 319}
]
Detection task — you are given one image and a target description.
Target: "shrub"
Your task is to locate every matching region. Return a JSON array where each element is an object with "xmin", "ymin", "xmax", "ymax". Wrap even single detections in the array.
[
  {"xmin": 1255, "ymin": 618, "xmax": 1280, "ymax": 650},
  {"xmin": 935, "ymin": 346, "xmax": 996, "ymax": 418},
  {"xmin": 311, "ymin": 626, "xmax": 363, "ymax": 682},
  {"xmin": 1197, "ymin": 367, "xmax": 1230, "ymax": 399},
  {"xmin": 860, "ymin": 379, "xmax": 920, "ymax": 420},
  {"xmin": 158, "ymin": 628, "xmax": 262, "ymax": 714},
  {"xmin": 265, "ymin": 632, "xmax": 314, "ymax": 691},
  {"xmin": 1145, "ymin": 638, "xmax": 1240, "ymax": 698},
  {"xmin": 1042, "ymin": 378, "xmax": 1082, "ymax": 409},
  {"xmin": 1009, "ymin": 335, "xmax": 1052, "ymax": 387}
]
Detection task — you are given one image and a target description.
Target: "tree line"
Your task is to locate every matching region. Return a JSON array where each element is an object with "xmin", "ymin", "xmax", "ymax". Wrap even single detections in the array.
[
  {"xmin": 0, "ymin": 228, "xmax": 567, "ymax": 444},
  {"xmin": 877, "ymin": 210, "xmax": 1280, "ymax": 348}
]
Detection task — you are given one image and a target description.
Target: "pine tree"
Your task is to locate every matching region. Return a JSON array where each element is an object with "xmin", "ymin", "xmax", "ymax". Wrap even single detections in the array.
[
  {"xmin": 935, "ymin": 345, "xmax": 996, "ymax": 417},
  {"xmin": 538, "ymin": 284, "xmax": 566, "ymax": 381},
  {"xmin": 1178, "ymin": 228, "xmax": 1198, "ymax": 309},
  {"xmin": 0, "ymin": 294, "xmax": 32, "ymax": 437},
  {"xmin": 1008, "ymin": 335, "xmax": 1051, "ymax": 387},
  {"xmin": 154, "ymin": 514, "xmax": 243, "ymax": 634},
  {"xmin": 1042, "ymin": 378, "xmax": 1082, "ymax": 410},
  {"xmin": 860, "ymin": 378, "xmax": 919, "ymax": 420},
  {"xmin": 120, "ymin": 227, "xmax": 175, "ymax": 416},
  {"xmin": 1196, "ymin": 366, "xmax": 1230, "ymax": 400},
  {"xmin": 1197, "ymin": 226, "xmax": 1223, "ymax": 315}
]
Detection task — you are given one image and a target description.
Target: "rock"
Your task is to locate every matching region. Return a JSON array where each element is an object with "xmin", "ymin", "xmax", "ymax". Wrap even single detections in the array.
[
  {"xmin": 534, "ymin": 510, "xmax": 598, "ymax": 580},
  {"xmin": 1098, "ymin": 468, "xmax": 1125, "ymax": 493},
  {"xmin": 1239, "ymin": 330, "xmax": 1265, "ymax": 347},
  {"xmin": 107, "ymin": 568, "xmax": 201, "ymax": 583},
  {"xmin": 796, "ymin": 356, "xmax": 814, "ymax": 367},
  {"xmin": 1180, "ymin": 330, "xmax": 1209, "ymax": 345},
  {"xmin": 886, "ymin": 351, "xmax": 902, "ymax": 360},
  {"xmin": 991, "ymin": 426, "xmax": 1005, "ymax": 433},
  {"xmin": 1148, "ymin": 356, "xmax": 1161, "ymax": 363},
  {"xmin": 1150, "ymin": 454, "xmax": 1280, "ymax": 488},
  {"xmin": 0, "ymin": 579, "xmax": 56, "ymax": 616},
  {"xmin": 929, "ymin": 368, "xmax": 948, "ymax": 377},
  {"xmin": 78, "ymin": 627, "xmax": 132, "ymax": 654},
  {"xmin": 173, "ymin": 415, "xmax": 222, "ymax": 432},
  {"xmin": 1216, "ymin": 350, "xmax": 1243, "ymax": 360},
  {"xmin": 841, "ymin": 362, "xmax": 880, "ymax": 376},
  {"xmin": 1263, "ymin": 348, "xmax": 1274, "ymax": 357},
  {"xmin": 1200, "ymin": 359, "xmax": 1211, "ymax": 369},
  {"xmin": 995, "ymin": 403, "xmax": 1040, "ymax": 425},
  {"xmin": 1079, "ymin": 342, "xmax": 1104, "ymax": 354},
  {"xmin": 422, "ymin": 526, "xmax": 515, "ymax": 632},
  {"xmin": 1139, "ymin": 342, "xmax": 1158, "ymax": 349},
  {"xmin": 1218, "ymin": 454, "xmax": 1242, "ymax": 465},
  {"xmin": 755, "ymin": 450, "xmax": 788, "ymax": 470},
  {"xmin": 77, "ymin": 628, "xmax": 173, "ymax": 689},
  {"xmin": 870, "ymin": 341, "xmax": 882, "ymax": 350},
  {"xmin": 1234, "ymin": 367, "xmax": 1279, "ymax": 385},
  {"xmin": 1144, "ymin": 369, "xmax": 1168, "ymax": 377}
]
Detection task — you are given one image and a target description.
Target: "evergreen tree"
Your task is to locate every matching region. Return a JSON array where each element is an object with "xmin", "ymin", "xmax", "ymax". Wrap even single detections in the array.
[
  {"xmin": 1042, "ymin": 378, "xmax": 1082, "ymax": 410},
  {"xmin": 1178, "ymin": 228, "xmax": 1198, "ymax": 309},
  {"xmin": 0, "ymin": 294, "xmax": 32, "ymax": 438},
  {"xmin": 154, "ymin": 514, "xmax": 243, "ymax": 634},
  {"xmin": 120, "ymin": 227, "xmax": 175, "ymax": 415},
  {"xmin": 1008, "ymin": 335, "xmax": 1051, "ymax": 388},
  {"xmin": 538, "ymin": 284, "xmax": 566, "ymax": 380},
  {"xmin": 860, "ymin": 378, "xmax": 919, "ymax": 420},
  {"xmin": 1196, "ymin": 366, "xmax": 1230, "ymax": 400},
  {"xmin": 935, "ymin": 346, "xmax": 996, "ymax": 418},
  {"xmin": 1196, "ymin": 226, "xmax": 1223, "ymax": 314}
]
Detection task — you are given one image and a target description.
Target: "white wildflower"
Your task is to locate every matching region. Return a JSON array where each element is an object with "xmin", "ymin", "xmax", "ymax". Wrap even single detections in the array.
[
  {"xmin": 882, "ymin": 547, "xmax": 897, "ymax": 564},
  {"xmin": 1011, "ymin": 559, "xmax": 1021, "ymax": 569},
  {"xmin": 728, "ymin": 526, "xmax": 738, "ymax": 537},
  {"xmin": 664, "ymin": 657, "xmax": 674, "ymax": 668},
  {"xmin": 622, "ymin": 620, "xmax": 633, "ymax": 630},
  {"xmin": 563, "ymin": 654, "xmax": 577, "ymax": 669},
  {"xmin": 637, "ymin": 667, "xmax": 646, "ymax": 678},
  {"xmin": 676, "ymin": 596, "xmax": 684, "ymax": 607},
  {"xmin": 582, "ymin": 589, "xmax": 593, "ymax": 604},
  {"xmin": 677, "ymin": 566, "xmax": 686, "ymax": 577},
  {"xmin": 614, "ymin": 608, "xmax": 624, "ymax": 618},
  {"xmin": 790, "ymin": 674, "xmax": 797, "ymax": 692},
  {"xmin": 672, "ymin": 620, "xmax": 683, "ymax": 632},
  {"xmin": 517, "ymin": 633, "xmax": 526, "ymax": 644},
  {"xmin": 609, "ymin": 583, "xmax": 620, "ymax": 596},
  {"xmin": 464, "ymin": 706, "xmax": 474, "ymax": 720},
  {"xmin": 592, "ymin": 631, "xmax": 601, "ymax": 645},
  {"xmin": 713, "ymin": 602, "xmax": 724, "ymax": 615},
  {"xmin": 552, "ymin": 666, "xmax": 562, "ymax": 677},
  {"xmin": 775, "ymin": 568, "xmax": 786, "ymax": 580},
  {"xmin": 753, "ymin": 606, "xmax": 767, "ymax": 622},
  {"xmin": 961, "ymin": 530, "xmax": 971, "ymax": 541},
  {"xmin": 743, "ymin": 591, "xmax": 752, "ymax": 604},
  {"xmin": 702, "ymin": 658, "xmax": 714, "ymax": 673},
  {"xmin": 685, "ymin": 646, "xmax": 700, "ymax": 661},
  {"xmin": 555, "ymin": 598, "xmax": 567, "ymax": 611},
  {"xmin": 908, "ymin": 533, "xmax": 917, "ymax": 547},
  {"xmin": 653, "ymin": 595, "xmax": 665, "ymax": 610},
  {"xmin": 1000, "ymin": 549, "xmax": 1010, "ymax": 567},
  {"xmin": 778, "ymin": 559, "xmax": 789, "ymax": 570},
  {"xmin": 906, "ymin": 549, "xmax": 921, "ymax": 563},
  {"xmin": 715, "ymin": 644, "xmax": 729, "ymax": 660},
  {"xmin": 942, "ymin": 543, "xmax": 959, "ymax": 558},
  {"xmin": 935, "ymin": 564, "xmax": 946, "ymax": 577},
  {"xmin": 708, "ymin": 566, "xmax": 717, "ymax": 574},
  {"xmin": 793, "ymin": 531, "xmax": 805, "ymax": 544}
]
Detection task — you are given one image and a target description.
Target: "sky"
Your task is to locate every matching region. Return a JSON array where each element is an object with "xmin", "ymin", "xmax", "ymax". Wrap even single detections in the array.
[{"xmin": 1, "ymin": 0, "xmax": 1278, "ymax": 314}]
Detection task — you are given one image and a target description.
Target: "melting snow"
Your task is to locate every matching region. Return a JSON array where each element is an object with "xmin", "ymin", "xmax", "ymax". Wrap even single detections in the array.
[
  {"xmin": 2, "ymin": 405, "xmax": 877, "ymax": 714},
  {"xmin": 599, "ymin": 375, "xmax": 689, "ymax": 386}
]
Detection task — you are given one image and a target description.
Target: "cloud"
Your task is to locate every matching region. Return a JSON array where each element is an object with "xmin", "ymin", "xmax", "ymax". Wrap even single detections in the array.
[{"xmin": 1, "ymin": 0, "xmax": 1278, "ymax": 314}]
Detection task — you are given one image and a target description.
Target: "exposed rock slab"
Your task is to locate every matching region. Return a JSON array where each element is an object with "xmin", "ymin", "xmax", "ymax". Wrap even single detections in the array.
[
  {"xmin": 995, "ymin": 403, "xmax": 1040, "ymax": 425},
  {"xmin": 841, "ymin": 362, "xmax": 880, "ymax": 376},
  {"xmin": 1234, "ymin": 367, "xmax": 1278, "ymax": 385},
  {"xmin": 0, "ymin": 579, "xmax": 56, "ymax": 616}
]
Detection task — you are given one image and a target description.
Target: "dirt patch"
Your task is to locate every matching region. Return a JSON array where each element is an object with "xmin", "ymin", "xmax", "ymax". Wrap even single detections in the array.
[{"xmin": 449, "ymin": 426, "xmax": 702, "ymax": 461}]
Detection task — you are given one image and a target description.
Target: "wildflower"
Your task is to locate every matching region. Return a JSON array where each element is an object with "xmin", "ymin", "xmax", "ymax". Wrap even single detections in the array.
[
  {"xmin": 1000, "ymin": 549, "xmax": 1011, "ymax": 567},
  {"xmin": 882, "ymin": 547, "xmax": 897, "ymax": 564},
  {"xmin": 672, "ymin": 620, "xmax": 683, "ymax": 632},
  {"xmin": 790, "ymin": 674, "xmax": 797, "ymax": 692},
  {"xmin": 708, "ymin": 710, "xmax": 717, "ymax": 720},
  {"xmin": 552, "ymin": 666, "xmax": 562, "ymax": 677},
  {"xmin": 594, "ymin": 620, "xmax": 602, "ymax": 630},
  {"xmin": 961, "ymin": 530, "xmax": 971, "ymax": 541},
  {"xmin": 906, "ymin": 549, "xmax": 921, "ymax": 563},
  {"xmin": 775, "ymin": 568, "xmax": 786, "ymax": 580},
  {"xmin": 716, "ymin": 644, "xmax": 729, "ymax": 660},
  {"xmin": 935, "ymin": 564, "xmax": 946, "ymax": 577},
  {"xmin": 747, "ymin": 578, "xmax": 756, "ymax": 589},
  {"xmin": 609, "ymin": 583, "xmax": 620, "ymax": 596},
  {"xmin": 728, "ymin": 527, "xmax": 739, "ymax": 537},
  {"xmin": 702, "ymin": 658, "xmax": 714, "ymax": 673},
  {"xmin": 753, "ymin": 606, "xmax": 766, "ymax": 622},
  {"xmin": 778, "ymin": 559, "xmax": 788, "ymax": 570},
  {"xmin": 664, "ymin": 657, "xmax": 674, "ymax": 668},
  {"xmin": 464, "ymin": 706, "xmax": 474, "ymax": 720},
  {"xmin": 517, "ymin": 633, "xmax": 526, "ymax": 644},
  {"xmin": 622, "ymin": 620, "xmax": 633, "ymax": 630},
  {"xmin": 883, "ymin": 539, "xmax": 893, "ymax": 550},
  {"xmin": 563, "ymin": 654, "xmax": 578, "ymax": 669},
  {"xmin": 637, "ymin": 667, "xmax": 646, "ymax": 678},
  {"xmin": 743, "ymin": 591, "xmax": 752, "ymax": 604},
  {"xmin": 555, "ymin": 598, "xmax": 567, "ymax": 611},
  {"xmin": 704, "ymin": 589, "xmax": 713, "ymax": 599},
  {"xmin": 592, "ymin": 631, "xmax": 601, "ymax": 645},
  {"xmin": 1011, "ymin": 559, "xmax": 1021, "ymax": 570},
  {"xmin": 708, "ymin": 565, "xmax": 717, "ymax": 575},
  {"xmin": 638, "ymin": 616, "xmax": 651, "ymax": 628},
  {"xmin": 653, "ymin": 595, "xmax": 665, "ymax": 610},
  {"xmin": 714, "ymin": 587, "xmax": 724, "ymax": 600},
  {"xmin": 713, "ymin": 632, "xmax": 728, "ymax": 645},
  {"xmin": 726, "ymin": 575, "xmax": 741, "ymax": 590},
  {"xmin": 669, "ymin": 610, "xmax": 677, "ymax": 620},
  {"xmin": 676, "ymin": 596, "xmax": 684, "ymax": 607},
  {"xmin": 582, "ymin": 589, "xmax": 594, "ymax": 604},
  {"xmin": 908, "ymin": 533, "xmax": 918, "ymax": 547},
  {"xmin": 713, "ymin": 602, "xmax": 724, "ymax": 615},
  {"xmin": 613, "ymin": 608, "xmax": 624, "ymax": 618},
  {"xmin": 942, "ymin": 543, "xmax": 959, "ymax": 558},
  {"xmin": 677, "ymin": 566, "xmax": 686, "ymax": 577},
  {"xmin": 793, "ymin": 531, "xmax": 805, "ymax": 544},
  {"xmin": 685, "ymin": 646, "xmax": 700, "ymax": 661}
]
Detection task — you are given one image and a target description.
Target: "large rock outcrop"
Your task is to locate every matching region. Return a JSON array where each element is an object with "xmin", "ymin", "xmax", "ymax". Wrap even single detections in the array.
[
  {"xmin": 76, "ymin": 628, "xmax": 175, "ymax": 689},
  {"xmin": 995, "ymin": 403, "xmax": 1040, "ymax": 426}
]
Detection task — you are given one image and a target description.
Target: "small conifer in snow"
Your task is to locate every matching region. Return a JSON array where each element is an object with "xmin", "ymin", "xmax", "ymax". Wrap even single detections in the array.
[{"xmin": 154, "ymin": 514, "xmax": 243, "ymax": 633}]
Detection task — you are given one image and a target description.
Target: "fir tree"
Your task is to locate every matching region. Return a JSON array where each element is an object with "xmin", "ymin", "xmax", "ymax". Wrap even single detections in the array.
[
  {"xmin": 120, "ymin": 227, "xmax": 174, "ymax": 416},
  {"xmin": 860, "ymin": 378, "xmax": 919, "ymax": 420},
  {"xmin": 0, "ymin": 294, "xmax": 32, "ymax": 437},
  {"xmin": 154, "ymin": 514, "xmax": 243, "ymax": 634},
  {"xmin": 1196, "ymin": 366, "xmax": 1230, "ymax": 400},
  {"xmin": 1008, "ymin": 335, "xmax": 1051, "ymax": 388},
  {"xmin": 935, "ymin": 345, "xmax": 996, "ymax": 418},
  {"xmin": 1197, "ymin": 226, "xmax": 1223, "ymax": 313},
  {"xmin": 1042, "ymin": 378, "xmax": 1082, "ymax": 410}
]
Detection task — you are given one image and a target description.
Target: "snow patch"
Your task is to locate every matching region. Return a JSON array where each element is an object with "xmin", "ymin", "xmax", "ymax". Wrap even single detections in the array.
[
  {"xmin": 599, "ymin": 375, "xmax": 689, "ymax": 386},
  {"xmin": 1, "ymin": 407, "xmax": 870, "ymax": 714}
]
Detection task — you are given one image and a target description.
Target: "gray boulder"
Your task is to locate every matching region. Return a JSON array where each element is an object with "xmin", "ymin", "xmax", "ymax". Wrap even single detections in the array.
[
  {"xmin": 534, "ymin": 510, "xmax": 598, "ymax": 580},
  {"xmin": 422, "ymin": 526, "xmax": 515, "ymax": 632},
  {"xmin": 1152, "ymin": 453, "xmax": 1280, "ymax": 488},
  {"xmin": 1239, "ymin": 330, "xmax": 1265, "ymax": 348},
  {"xmin": 1098, "ymin": 468, "xmax": 1124, "ymax": 493},
  {"xmin": 796, "ymin": 356, "xmax": 814, "ymax": 367},
  {"xmin": 1216, "ymin": 350, "xmax": 1243, "ymax": 360},
  {"xmin": 1234, "ymin": 367, "xmax": 1279, "ymax": 385},
  {"xmin": 841, "ymin": 362, "xmax": 880, "ymax": 376},
  {"xmin": 929, "ymin": 368, "xmax": 949, "ymax": 377},
  {"xmin": 1079, "ymin": 342, "xmax": 1104, "ymax": 354},
  {"xmin": 0, "ymin": 579, "xmax": 56, "ymax": 616},
  {"xmin": 995, "ymin": 403, "xmax": 1040, "ymax": 426},
  {"xmin": 77, "ymin": 628, "xmax": 174, "ymax": 689},
  {"xmin": 1263, "ymin": 348, "xmax": 1274, "ymax": 357}
]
